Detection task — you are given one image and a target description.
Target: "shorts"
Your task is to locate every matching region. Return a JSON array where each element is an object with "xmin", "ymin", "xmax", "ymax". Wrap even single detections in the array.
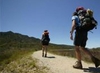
[
  {"xmin": 42, "ymin": 40, "xmax": 49, "ymax": 45},
  {"xmin": 74, "ymin": 31, "xmax": 88, "ymax": 47}
]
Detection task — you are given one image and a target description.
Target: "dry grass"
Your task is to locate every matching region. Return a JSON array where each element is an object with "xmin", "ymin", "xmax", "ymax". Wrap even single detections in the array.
[
  {"xmin": 49, "ymin": 49, "xmax": 100, "ymax": 63},
  {"xmin": 0, "ymin": 48, "xmax": 47, "ymax": 73},
  {"xmin": 0, "ymin": 53, "xmax": 47, "ymax": 73}
]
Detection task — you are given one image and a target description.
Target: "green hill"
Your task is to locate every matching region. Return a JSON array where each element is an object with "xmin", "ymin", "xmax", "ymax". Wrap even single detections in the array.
[
  {"xmin": 0, "ymin": 31, "xmax": 40, "ymax": 49},
  {"xmin": 0, "ymin": 31, "xmax": 73, "ymax": 49},
  {"xmin": 0, "ymin": 31, "xmax": 74, "ymax": 51},
  {"xmin": 0, "ymin": 31, "xmax": 73, "ymax": 65}
]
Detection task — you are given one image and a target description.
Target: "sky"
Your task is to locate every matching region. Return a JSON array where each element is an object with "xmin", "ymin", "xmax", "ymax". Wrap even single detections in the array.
[{"xmin": 0, "ymin": 0, "xmax": 100, "ymax": 48}]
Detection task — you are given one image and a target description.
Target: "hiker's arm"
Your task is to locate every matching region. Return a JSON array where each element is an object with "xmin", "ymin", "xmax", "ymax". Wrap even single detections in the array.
[
  {"xmin": 70, "ymin": 20, "xmax": 76, "ymax": 35},
  {"xmin": 70, "ymin": 20, "xmax": 76, "ymax": 40}
]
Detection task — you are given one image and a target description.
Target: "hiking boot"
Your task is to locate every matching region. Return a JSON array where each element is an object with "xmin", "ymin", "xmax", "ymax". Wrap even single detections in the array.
[
  {"xmin": 91, "ymin": 56, "xmax": 100, "ymax": 68},
  {"xmin": 45, "ymin": 54, "xmax": 47, "ymax": 57},
  {"xmin": 73, "ymin": 61, "xmax": 83, "ymax": 69}
]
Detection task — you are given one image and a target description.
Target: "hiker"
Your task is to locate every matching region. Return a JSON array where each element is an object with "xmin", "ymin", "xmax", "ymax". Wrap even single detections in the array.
[
  {"xmin": 41, "ymin": 30, "xmax": 50, "ymax": 57},
  {"xmin": 70, "ymin": 7, "xmax": 100, "ymax": 69}
]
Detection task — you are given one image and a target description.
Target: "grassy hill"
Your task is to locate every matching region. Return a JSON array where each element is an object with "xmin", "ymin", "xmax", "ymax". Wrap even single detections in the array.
[
  {"xmin": 0, "ymin": 31, "xmax": 41, "ymax": 72},
  {"xmin": 0, "ymin": 31, "xmax": 40, "ymax": 49},
  {"xmin": 0, "ymin": 31, "xmax": 100, "ymax": 72},
  {"xmin": 0, "ymin": 31, "xmax": 74, "ymax": 49},
  {"xmin": 0, "ymin": 31, "xmax": 74, "ymax": 70}
]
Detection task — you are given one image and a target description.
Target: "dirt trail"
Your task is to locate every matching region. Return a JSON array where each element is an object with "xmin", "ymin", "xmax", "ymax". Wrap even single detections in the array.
[{"xmin": 32, "ymin": 50, "xmax": 100, "ymax": 73}]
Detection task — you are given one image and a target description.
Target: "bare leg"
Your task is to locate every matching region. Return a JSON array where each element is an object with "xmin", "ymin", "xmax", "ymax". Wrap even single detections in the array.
[
  {"xmin": 80, "ymin": 47, "xmax": 100, "ymax": 68},
  {"xmin": 42, "ymin": 46, "xmax": 44, "ymax": 57},
  {"xmin": 75, "ymin": 46, "xmax": 81, "ymax": 62},
  {"xmin": 44, "ymin": 46, "xmax": 47, "ymax": 57},
  {"xmin": 45, "ymin": 46, "xmax": 47, "ymax": 56},
  {"xmin": 73, "ymin": 46, "xmax": 83, "ymax": 69},
  {"xmin": 80, "ymin": 47, "xmax": 93, "ymax": 58}
]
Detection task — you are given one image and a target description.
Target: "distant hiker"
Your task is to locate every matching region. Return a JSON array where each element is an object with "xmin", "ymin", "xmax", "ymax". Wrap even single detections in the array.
[
  {"xmin": 70, "ymin": 7, "xmax": 100, "ymax": 69},
  {"xmin": 41, "ymin": 30, "xmax": 50, "ymax": 57}
]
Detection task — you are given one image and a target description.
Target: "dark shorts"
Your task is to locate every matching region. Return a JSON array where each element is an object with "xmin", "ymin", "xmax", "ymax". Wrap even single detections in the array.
[
  {"xmin": 42, "ymin": 40, "xmax": 49, "ymax": 45},
  {"xmin": 74, "ymin": 31, "xmax": 88, "ymax": 47}
]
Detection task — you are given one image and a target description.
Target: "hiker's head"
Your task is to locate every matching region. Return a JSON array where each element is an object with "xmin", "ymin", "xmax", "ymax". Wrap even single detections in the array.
[
  {"xmin": 44, "ymin": 30, "xmax": 49, "ymax": 35},
  {"xmin": 44, "ymin": 30, "xmax": 48, "ymax": 32}
]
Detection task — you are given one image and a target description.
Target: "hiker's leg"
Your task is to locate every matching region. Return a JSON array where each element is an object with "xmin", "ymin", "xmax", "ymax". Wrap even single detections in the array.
[
  {"xmin": 75, "ymin": 46, "xmax": 81, "ymax": 62},
  {"xmin": 45, "ymin": 46, "xmax": 47, "ymax": 57},
  {"xmin": 80, "ymin": 47, "xmax": 100, "ymax": 68},
  {"xmin": 73, "ymin": 46, "xmax": 82, "ymax": 69},
  {"xmin": 42, "ymin": 46, "xmax": 44, "ymax": 57},
  {"xmin": 80, "ymin": 47, "xmax": 93, "ymax": 57}
]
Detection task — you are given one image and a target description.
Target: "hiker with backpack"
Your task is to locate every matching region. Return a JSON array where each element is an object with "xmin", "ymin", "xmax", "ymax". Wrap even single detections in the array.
[
  {"xmin": 41, "ymin": 30, "xmax": 50, "ymax": 57},
  {"xmin": 70, "ymin": 7, "xmax": 100, "ymax": 69}
]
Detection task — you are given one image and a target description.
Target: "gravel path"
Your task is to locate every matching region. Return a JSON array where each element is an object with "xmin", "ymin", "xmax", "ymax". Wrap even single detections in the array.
[{"xmin": 32, "ymin": 50, "xmax": 100, "ymax": 73}]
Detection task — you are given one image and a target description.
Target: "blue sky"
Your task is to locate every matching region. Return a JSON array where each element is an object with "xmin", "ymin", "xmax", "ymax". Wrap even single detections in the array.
[{"xmin": 0, "ymin": 0, "xmax": 100, "ymax": 48}]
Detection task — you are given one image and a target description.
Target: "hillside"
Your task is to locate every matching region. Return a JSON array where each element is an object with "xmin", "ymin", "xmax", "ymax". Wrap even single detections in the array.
[
  {"xmin": 0, "ymin": 31, "xmax": 73, "ymax": 71},
  {"xmin": 0, "ymin": 31, "xmax": 100, "ymax": 62},
  {"xmin": 0, "ymin": 31, "xmax": 74, "ymax": 49},
  {"xmin": 0, "ymin": 31, "xmax": 100, "ymax": 72},
  {"xmin": 0, "ymin": 31, "xmax": 40, "ymax": 49}
]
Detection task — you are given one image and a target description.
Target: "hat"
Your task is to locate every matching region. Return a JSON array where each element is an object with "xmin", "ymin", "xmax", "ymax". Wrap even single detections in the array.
[
  {"xmin": 76, "ymin": 7, "xmax": 84, "ymax": 12},
  {"xmin": 44, "ymin": 30, "xmax": 49, "ymax": 35}
]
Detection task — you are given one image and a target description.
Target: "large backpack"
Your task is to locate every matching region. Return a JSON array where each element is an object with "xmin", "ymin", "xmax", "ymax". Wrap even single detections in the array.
[
  {"xmin": 76, "ymin": 8, "xmax": 98, "ymax": 31},
  {"xmin": 42, "ymin": 34, "xmax": 50, "ymax": 43},
  {"xmin": 80, "ymin": 14, "xmax": 97, "ymax": 31}
]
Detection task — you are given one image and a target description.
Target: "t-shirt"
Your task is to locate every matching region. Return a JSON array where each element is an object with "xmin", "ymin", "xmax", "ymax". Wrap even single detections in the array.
[{"xmin": 72, "ymin": 15, "xmax": 80, "ymax": 27}]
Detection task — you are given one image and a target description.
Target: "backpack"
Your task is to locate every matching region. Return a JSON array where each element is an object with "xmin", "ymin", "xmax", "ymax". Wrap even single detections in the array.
[
  {"xmin": 41, "ymin": 34, "xmax": 50, "ymax": 43},
  {"xmin": 80, "ymin": 15, "xmax": 97, "ymax": 31},
  {"xmin": 77, "ymin": 8, "xmax": 98, "ymax": 31}
]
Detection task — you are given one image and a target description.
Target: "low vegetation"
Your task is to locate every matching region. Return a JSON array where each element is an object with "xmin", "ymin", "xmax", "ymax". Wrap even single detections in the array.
[
  {"xmin": 0, "ymin": 31, "xmax": 73, "ymax": 72},
  {"xmin": 0, "ymin": 31, "xmax": 99, "ymax": 72},
  {"xmin": 0, "ymin": 31, "xmax": 46, "ymax": 72},
  {"xmin": 49, "ymin": 48, "xmax": 100, "ymax": 63}
]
